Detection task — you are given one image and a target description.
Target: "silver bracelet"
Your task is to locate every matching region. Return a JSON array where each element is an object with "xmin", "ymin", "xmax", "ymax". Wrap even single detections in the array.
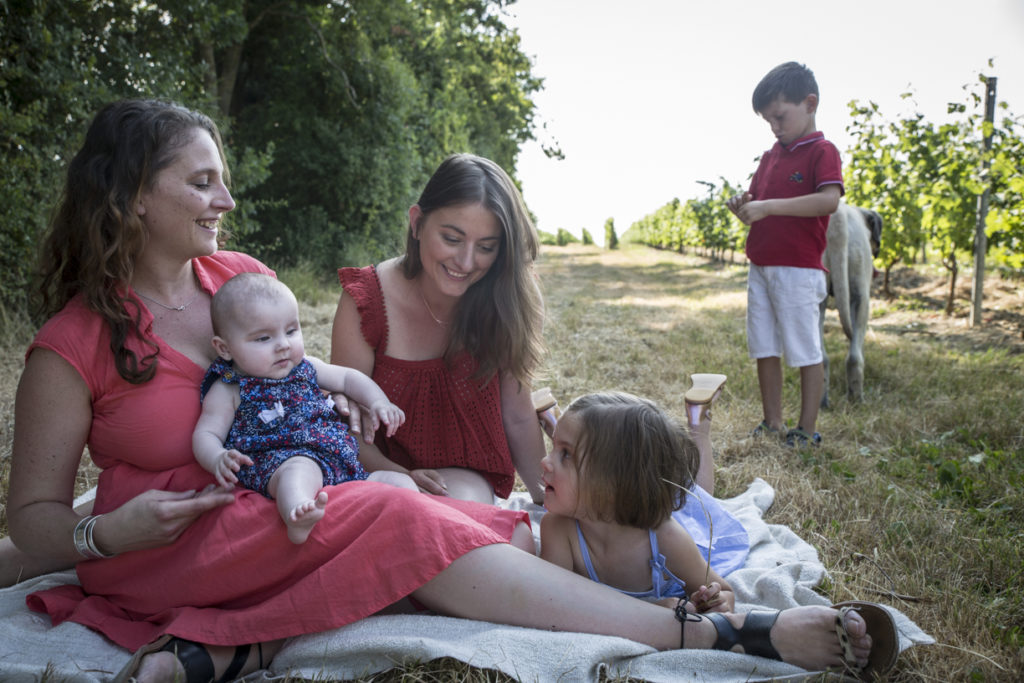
[{"xmin": 72, "ymin": 515, "xmax": 116, "ymax": 559}]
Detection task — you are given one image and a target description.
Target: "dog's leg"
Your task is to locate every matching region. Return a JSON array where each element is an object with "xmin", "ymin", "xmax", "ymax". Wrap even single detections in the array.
[
  {"xmin": 846, "ymin": 288, "xmax": 866, "ymax": 401},
  {"xmin": 819, "ymin": 295, "xmax": 831, "ymax": 409},
  {"xmin": 844, "ymin": 213, "xmax": 875, "ymax": 402}
]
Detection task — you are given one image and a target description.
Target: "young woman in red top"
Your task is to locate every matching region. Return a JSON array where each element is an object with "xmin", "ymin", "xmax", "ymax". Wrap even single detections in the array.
[{"xmin": 333, "ymin": 154, "xmax": 547, "ymax": 504}]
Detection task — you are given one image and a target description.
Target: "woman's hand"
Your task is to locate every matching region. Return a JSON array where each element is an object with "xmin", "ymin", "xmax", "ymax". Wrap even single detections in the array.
[
  {"xmin": 95, "ymin": 486, "xmax": 236, "ymax": 555},
  {"xmin": 410, "ymin": 469, "xmax": 448, "ymax": 496},
  {"xmin": 330, "ymin": 392, "xmax": 378, "ymax": 443}
]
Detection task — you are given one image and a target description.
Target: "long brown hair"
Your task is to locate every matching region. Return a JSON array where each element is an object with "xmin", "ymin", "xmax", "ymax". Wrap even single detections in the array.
[
  {"xmin": 401, "ymin": 153, "xmax": 544, "ymax": 385},
  {"xmin": 37, "ymin": 99, "xmax": 227, "ymax": 384}
]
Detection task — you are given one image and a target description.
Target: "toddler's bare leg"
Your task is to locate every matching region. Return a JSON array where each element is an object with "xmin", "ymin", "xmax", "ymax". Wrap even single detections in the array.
[{"xmin": 267, "ymin": 457, "xmax": 327, "ymax": 544}]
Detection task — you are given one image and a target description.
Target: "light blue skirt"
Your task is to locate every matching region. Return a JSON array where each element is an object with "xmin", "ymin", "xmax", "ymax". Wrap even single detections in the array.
[{"xmin": 672, "ymin": 483, "xmax": 750, "ymax": 577}]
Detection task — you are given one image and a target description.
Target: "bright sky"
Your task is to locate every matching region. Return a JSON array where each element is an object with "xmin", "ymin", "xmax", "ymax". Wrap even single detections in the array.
[{"xmin": 505, "ymin": 0, "xmax": 1024, "ymax": 241}]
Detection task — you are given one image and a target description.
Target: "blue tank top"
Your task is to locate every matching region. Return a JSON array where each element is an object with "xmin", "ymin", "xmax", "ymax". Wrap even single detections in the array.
[{"xmin": 574, "ymin": 521, "xmax": 688, "ymax": 600}]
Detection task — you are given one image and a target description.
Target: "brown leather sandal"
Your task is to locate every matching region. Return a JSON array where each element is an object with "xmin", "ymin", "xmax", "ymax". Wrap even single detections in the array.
[{"xmin": 833, "ymin": 601, "xmax": 900, "ymax": 680}]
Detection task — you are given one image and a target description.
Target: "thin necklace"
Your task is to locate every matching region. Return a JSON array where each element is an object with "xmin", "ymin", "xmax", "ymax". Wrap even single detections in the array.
[
  {"xmin": 419, "ymin": 289, "xmax": 450, "ymax": 326},
  {"xmin": 134, "ymin": 289, "xmax": 201, "ymax": 312}
]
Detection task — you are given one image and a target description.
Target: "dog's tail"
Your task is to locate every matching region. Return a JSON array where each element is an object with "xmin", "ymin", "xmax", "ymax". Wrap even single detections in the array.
[{"xmin": 827, "ymin": 206, "xmax": 855, "ymax": 339}]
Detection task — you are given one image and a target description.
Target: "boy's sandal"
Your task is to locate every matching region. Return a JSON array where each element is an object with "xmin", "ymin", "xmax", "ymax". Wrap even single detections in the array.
[
  {"xmin": 751, "ymin": 420, "xmax": 781, "ymax": 438},
  {"xmin": 684, "ymin": 373, "xmax": 726, "ymax": 425},
  {"xmin": 784, "ymin": 427, "xmax": 822, "ymax": 448}
]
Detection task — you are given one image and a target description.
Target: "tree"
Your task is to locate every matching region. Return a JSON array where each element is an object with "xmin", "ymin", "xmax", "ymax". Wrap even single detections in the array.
[
  {"xmin": 604, "ymin": 217, "xmax": 618, "ymax": 250},
  {"xmin": 845, "ymin": 72, "xmax": 1024, "ymax": 312},
  {"xmin": 555, "ymin": 228, "xmax": 578, "ymax": 246},
  {"xmin": 0, "ymin": 0, "xmax": 542, "ymax": 321},
  {"xmin": 0, "ymin": 0, "xmax": 204, "ymax": 314},
  {"xmin": 844, "ymin": 100, "xmax": 927, "ymax": 295}
]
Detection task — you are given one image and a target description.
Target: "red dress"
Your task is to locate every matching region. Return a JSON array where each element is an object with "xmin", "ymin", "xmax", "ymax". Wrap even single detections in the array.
[
  {"xmin": 339, "ymin": 266, "xmax": 516, "ymax": 497},
  {"xmin": 26, "ymin": 252, "xmax": 527, "ymax": 651}
]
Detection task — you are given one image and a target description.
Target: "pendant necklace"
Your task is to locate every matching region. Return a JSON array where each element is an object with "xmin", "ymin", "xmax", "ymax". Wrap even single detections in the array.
[
  {"xmin": 419, "ymin": 289, "xmax": 450, "ymax": 326},
  {"xmin": 134, "ymin": 289, "xmax": 201, "ymax": 312}
]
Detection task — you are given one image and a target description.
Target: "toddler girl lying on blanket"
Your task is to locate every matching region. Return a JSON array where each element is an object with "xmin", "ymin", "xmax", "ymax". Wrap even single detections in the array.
[
  {"xmin": 540, "ymin": 391, "xmax": 735, "ymax": 615},
  {"xmin": 539, "ymin": 390, "xmax": 898, "ymax": 679}
]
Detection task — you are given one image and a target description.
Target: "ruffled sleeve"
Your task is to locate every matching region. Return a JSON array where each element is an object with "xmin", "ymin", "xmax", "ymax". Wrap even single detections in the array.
[{"xmin": 338, "ymin": 265, "xmax": 387, "ymax": 352}]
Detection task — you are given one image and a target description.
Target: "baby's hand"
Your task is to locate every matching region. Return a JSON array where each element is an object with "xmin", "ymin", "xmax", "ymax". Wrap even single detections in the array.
[
  {"xmin": 369, "ymin": 400, "xmax": 406, "ymax": 438},
  {"xmin": 691, "ymin": 581, "xmax": 729, "ymax": 613},
  {"xmin": 213, "ymin": 449, "xmax": 253, "ymax": 489}
]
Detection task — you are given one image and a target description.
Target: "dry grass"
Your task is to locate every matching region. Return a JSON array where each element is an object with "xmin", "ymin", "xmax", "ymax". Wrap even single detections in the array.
[
  {"xmin": 534, "ymin": 245, "xmax": 1023, "ymax": 682},
  {"xmin": 3, "ymin": 245, "xmax": 1023, "ymax": 681}
]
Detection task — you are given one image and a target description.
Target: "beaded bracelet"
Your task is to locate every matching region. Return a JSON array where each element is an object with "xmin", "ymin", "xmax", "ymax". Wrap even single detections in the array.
[{"xmin": 72, "ymin": 514, "xmax": 116, "ymax": 559}]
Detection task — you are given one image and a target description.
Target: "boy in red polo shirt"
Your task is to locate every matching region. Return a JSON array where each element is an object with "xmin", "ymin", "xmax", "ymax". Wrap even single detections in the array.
[{"xmin": 727, "ymin": 62, "xmax": 842, "ymax": 448}]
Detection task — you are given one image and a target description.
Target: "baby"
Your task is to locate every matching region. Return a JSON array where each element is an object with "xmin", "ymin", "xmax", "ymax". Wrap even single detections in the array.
[{"xmin": 193, "ymin": 273, "xmax": 415, "ymax": 543}]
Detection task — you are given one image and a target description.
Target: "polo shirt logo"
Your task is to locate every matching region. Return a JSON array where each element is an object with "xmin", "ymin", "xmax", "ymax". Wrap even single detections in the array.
[{"xmin": 789, "ymin": 171, "xmax": 804, "ymax": 183}]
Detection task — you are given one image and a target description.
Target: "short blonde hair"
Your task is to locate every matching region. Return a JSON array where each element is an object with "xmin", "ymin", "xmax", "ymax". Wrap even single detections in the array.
[
  {"xmin": 565, "ymin": 392, "xmax": 698, "ymax": 529},
  {"xmin": 211, "ymin": 272, "xmax": 294, "ymax": 337}
]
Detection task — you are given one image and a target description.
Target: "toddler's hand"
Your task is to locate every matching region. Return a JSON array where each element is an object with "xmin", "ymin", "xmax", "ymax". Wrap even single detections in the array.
[
  {"xmin": 214, "ymin": 449, "xmax": 253, "ymax": 489},
  {"xmin": 691, "ymin": 581, "xmax": 729, "ymax": 613}
]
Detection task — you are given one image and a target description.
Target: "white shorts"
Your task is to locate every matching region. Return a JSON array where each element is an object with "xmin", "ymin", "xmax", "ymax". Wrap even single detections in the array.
[{"xmin": 746, "ymin": 265, "xmax": 827, "ymax": 367}]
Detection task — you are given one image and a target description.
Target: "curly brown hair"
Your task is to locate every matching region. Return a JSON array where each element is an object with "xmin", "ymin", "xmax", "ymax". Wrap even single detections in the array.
[{"xmin": 37, "ymin": 99, "xmax": 228, "ymax": 384}]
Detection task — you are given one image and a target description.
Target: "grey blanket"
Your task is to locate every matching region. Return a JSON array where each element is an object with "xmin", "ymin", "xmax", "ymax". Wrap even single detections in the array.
[{"xmin": 0, "ymin": 479, "xmax": 932, "ymax": 682}]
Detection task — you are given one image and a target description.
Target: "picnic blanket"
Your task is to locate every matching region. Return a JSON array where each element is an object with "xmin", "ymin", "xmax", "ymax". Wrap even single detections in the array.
[{"xmin": 0, "ymin": 479, "xmax": 933, "ymax": 682}]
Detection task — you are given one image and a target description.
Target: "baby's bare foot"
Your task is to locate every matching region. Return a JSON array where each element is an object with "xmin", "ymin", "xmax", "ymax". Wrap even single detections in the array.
[{"xmin": 285, "ymin": 490, "xmax": 328, "ymax": 544}]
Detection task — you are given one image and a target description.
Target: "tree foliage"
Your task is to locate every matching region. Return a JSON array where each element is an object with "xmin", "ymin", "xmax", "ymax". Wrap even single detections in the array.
[
  {"xmin": 604, "ymin": 217, "xmax": 618, "ymax": 250},
  {"xmin": 1, "ymin": 0, "xmax": 541, "ymax": 317},
  {"xmin": 555, "ymin": 228, "xmax": 578, "ymax": 246},
  {"xmin": 628, "ymin": 179, "xmax": 745, "ymax": 262},
  {"xmin": 845, "ymin": 74, "xmax": 1024, "ymax": 310}
]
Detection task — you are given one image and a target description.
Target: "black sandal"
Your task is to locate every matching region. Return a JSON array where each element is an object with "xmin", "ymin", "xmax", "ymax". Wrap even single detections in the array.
[
  {"xmin": 158, "ymin": 638, "xmax": 262, "ymax": 683},
  {"xmin": 703, "ymin": 610, "xmax": 783, "ymax": 660}
]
